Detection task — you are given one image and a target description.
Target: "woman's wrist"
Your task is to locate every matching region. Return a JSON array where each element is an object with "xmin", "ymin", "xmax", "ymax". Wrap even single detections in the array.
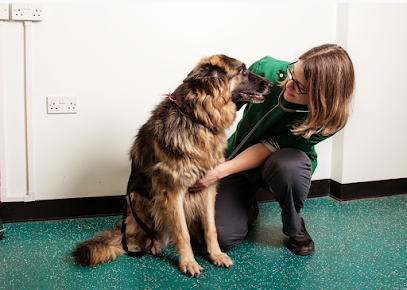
[{"xmin": 214, "ymin": 162, "xmax": 231, "ymax": 180}]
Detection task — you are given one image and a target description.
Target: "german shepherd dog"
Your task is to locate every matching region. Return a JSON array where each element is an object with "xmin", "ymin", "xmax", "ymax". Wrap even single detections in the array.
[{"xmin": 73, "ymin": 55, "xmax": 274, "ymax": 277}]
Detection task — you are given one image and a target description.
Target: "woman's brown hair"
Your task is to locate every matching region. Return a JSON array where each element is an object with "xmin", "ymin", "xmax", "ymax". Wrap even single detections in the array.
[{"xmin": 281, "ymin": 44, "xmax": 355, "ymax": 139}]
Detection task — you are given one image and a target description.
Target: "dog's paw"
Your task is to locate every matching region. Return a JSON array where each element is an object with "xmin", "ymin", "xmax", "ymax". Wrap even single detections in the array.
[
  {"xmin": 209, "ymin": 252, "xmax": 233, "ymax": 268},
  {"xmin": 150, "ymin": 243, "xmax": 161, "ymax": 256},
  {"xmin": 144, "ymin": 237, "xmax": 161, "ymax": 256},
  {"xmin": 179, "ymin": 260, "xmax": 203, "ymax": 278}
]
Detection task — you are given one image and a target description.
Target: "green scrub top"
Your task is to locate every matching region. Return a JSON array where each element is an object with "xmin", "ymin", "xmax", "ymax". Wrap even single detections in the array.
[{"xmin": 226, "ymin": 56, "xmax": 333, "ymax": 184}]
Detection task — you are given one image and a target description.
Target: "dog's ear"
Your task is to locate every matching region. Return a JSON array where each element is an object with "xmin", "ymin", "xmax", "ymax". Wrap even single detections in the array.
[{"xmin": 183, "ymin": 64, "xmax": 225, "ymax": 83}]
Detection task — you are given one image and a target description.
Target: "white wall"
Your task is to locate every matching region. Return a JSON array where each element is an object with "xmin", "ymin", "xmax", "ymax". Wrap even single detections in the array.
[
  {"xmin": 1, "ymin": 3, "xmax": 405, "ymax": 201},
  {"xmin": 336, "ymin": 3, "xmax": 407, "ymax": 184}
]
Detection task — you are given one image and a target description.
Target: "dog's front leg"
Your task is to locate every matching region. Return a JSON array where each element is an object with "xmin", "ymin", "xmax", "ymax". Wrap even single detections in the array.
[
  {"xmin": 160, "ymin": 190, "xmax": 203, "ymax": 277},
  {"xmin": 202, "ymin": 186, "xmax": 233, "ymax": 268}
]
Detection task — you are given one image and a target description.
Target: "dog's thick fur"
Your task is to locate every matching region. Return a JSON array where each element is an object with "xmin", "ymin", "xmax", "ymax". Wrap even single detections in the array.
[{"xmin": 73, "ymin": 55, "xmax": 274, "ymax": 277}]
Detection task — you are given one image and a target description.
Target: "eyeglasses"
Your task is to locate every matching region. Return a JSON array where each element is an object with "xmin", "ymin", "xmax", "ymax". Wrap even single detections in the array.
[{"xmin": 287, "ymin": 61, "xmax": 307, "ymax": 95}]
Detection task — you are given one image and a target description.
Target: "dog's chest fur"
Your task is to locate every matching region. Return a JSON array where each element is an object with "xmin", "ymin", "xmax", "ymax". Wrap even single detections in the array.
[{"xmin": 129, "ymin": 99, "xmax": 234, "ymax": 199}]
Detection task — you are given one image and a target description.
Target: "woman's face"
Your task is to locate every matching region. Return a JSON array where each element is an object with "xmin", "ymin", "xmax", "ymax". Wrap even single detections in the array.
[{"xmin": 284, "ymin": 60, "xmax": 308, "ymax": 105}]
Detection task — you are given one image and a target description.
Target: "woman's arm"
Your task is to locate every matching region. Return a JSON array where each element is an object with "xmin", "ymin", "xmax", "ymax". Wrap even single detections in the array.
[{"xmin": 190, "ymin": 143, "xmax": 271, "ymax": 191}]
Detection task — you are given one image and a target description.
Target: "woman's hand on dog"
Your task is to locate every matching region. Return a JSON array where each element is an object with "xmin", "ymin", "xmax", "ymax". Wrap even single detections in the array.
[
  {"xmin": 189, "ymin": 143, "xmax": 272, "ymax": 192},
  {"xmin": 189, "ymin": 164, "xmax": 227, "ymax": 191}
]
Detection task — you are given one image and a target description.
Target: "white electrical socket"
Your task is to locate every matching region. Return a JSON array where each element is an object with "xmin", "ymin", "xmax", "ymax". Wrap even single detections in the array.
[
  {"xmin": 47, "ymin": 96, "xmax": 77, "ymax": 114},
  {"xmin": 11, "ymin": 3, "xmax": 44, "ymax": 21},
  {"xmin": 0, "ymin": 4, "xmax": 9, "ymax": 20}
]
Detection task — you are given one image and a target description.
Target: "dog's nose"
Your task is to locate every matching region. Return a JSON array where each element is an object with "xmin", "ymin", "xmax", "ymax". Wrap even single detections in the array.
[
  {"xmin": 265, "ymin": 80, "xmax": 274, "ymax": 90},
  {"xmin": 263, "ymin": 80, "xmax": 274, "ymax": 94},
  {"xmin": 260, "ymin": 76, "xmax": 274, "ymax": 89}
]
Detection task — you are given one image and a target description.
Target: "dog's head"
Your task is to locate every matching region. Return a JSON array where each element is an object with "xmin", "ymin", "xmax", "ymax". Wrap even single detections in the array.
[
  {"xmin": 183, "ymin": 54, "xmax": 274, "ymax": 104},
  {"xmin": 171, "ymin": 55, "xmax": 274, "ymax": 132}
]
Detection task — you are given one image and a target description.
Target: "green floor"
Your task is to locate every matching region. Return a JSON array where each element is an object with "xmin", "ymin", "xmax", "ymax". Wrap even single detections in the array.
[{"xmin": 1, "ymin": 195, "xmax": 407, "ymax": 289}]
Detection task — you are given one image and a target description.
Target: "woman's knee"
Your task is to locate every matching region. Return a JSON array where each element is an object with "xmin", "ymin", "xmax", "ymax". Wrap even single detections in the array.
[
  {"xmin": 262, "ymin": 148, "xmax": 311, "ymax": 184},
  {"xmin": 214, "ymin": 172, "xmax": 256, "ymax": 252},
  {"xmin": 261, "ymin": 148, "xmax": 312, "ymax": 205},
  {"xmin": 262, "ymin": 148, "xmax": 311, "ymax": 185},
  {"xmin": 217, "ymin": 227, "xmax": 247, "ymax": 252}
]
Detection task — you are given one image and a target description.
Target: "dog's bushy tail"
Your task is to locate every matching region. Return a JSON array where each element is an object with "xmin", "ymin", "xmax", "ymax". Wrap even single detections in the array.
[{"xmin": 73, "ymin": 229, "xmax": 126, "ymax": 266}]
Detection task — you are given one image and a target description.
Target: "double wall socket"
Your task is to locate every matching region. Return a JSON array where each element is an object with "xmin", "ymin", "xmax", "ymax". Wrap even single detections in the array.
[
  {"xmin": 11, "ymin": 3, "xmax": 44, "ymax": 21},
  {"xmin": 0, "ymin": 4, "xmax": 9, "ymax": 20},
  {"xmin": 47, "ymin": 96, "xmax": 77, "ymax": 114}
]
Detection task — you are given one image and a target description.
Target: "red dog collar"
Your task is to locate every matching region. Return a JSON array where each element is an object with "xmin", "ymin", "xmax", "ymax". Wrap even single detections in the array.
[{"xmin": 167, "ymin": 96, "xmax": 193, "ymax": 115}]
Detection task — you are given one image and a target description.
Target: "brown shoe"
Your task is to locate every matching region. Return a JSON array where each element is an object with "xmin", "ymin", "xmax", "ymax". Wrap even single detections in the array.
[{"xmin": 288, "ymin": 218, "xmax": 314, "ymax": 256}]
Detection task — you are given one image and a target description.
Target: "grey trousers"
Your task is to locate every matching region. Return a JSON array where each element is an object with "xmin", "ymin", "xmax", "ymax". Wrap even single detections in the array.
[{"xmin": 215, "ymin": 148, "xmax": 312, "ymax": 252}]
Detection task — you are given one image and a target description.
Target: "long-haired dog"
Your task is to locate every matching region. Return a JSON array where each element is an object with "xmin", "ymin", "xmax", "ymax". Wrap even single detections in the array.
[{"xmin": 73, "ymin": 55, "xmax": 274, "ymax": 277}]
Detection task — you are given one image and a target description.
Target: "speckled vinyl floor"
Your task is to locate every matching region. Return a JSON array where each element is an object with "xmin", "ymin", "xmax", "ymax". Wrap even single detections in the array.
[{"xmin": 1, "ymin": 195, "xmax": 407, "ymax": 289}]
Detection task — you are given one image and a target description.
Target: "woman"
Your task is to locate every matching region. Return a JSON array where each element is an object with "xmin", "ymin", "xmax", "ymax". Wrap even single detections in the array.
[{"xmin": 190, "ymin": 44, "xmax": 355, "ymax": 256}]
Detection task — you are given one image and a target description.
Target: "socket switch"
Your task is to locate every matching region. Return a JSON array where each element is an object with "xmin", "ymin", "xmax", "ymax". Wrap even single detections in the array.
[
  {"xmin": 11, "ymin": 3, "xmax": 44, "ymax": 21},
  {"xmin": 0, "ymin": 4, "xmax": 9, "ymax": 20},
  {"xmin": 47, "ymin": 96, "xmax": 77, "ymax": 114}
]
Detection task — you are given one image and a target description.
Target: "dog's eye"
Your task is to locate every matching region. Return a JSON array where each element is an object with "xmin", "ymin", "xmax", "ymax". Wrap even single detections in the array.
[{"xmin": 240, "ymin": 68, "xmax": 248, "ymax": 75}]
